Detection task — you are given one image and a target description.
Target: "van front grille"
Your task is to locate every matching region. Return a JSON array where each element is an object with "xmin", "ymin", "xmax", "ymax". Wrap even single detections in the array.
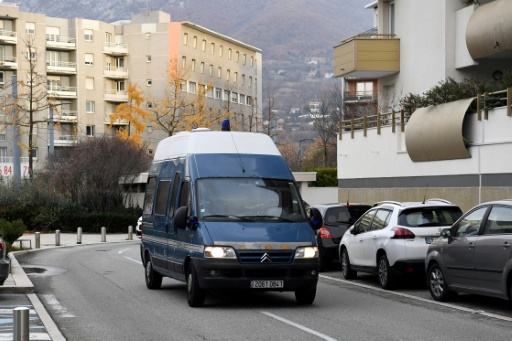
[{"xmin": 237, "ymin": 250, "xmax": 293, "ymax": 264}]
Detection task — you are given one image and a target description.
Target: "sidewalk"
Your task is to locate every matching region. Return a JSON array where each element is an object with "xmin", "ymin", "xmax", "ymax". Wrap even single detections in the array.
[{"xmin": 0, "ymin": 232, "xmax": 139, "ymax": 340}]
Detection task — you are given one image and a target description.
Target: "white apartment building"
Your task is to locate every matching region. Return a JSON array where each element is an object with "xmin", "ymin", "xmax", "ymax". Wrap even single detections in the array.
[
  {"xmin": 0, "ymin": 4, "xmax": 262, "ymax": 177},
  {"xmin": 333, "ymin": 0, "xmax": 512, "ymax": 211}
]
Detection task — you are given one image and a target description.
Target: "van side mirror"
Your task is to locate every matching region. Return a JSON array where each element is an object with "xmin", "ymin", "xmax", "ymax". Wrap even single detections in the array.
[
  {"xmin": 174, "ymin": 206, "xmax": 189, "ymax": 229},
  {"xmin": 309, "ymin": 209, "xmax": 322, "ymax": 230}
]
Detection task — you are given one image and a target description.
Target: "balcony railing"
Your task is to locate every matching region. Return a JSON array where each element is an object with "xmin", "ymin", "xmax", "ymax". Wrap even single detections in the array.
[
  {"xmin": 104, "ymin": 89, "xmax": 128, "ymax": 102},
  {"xmin": 103, "ymin": 42, "xmax": 128, "ymax": 55},
  {"xmin": 46, "ymin": 60, "xmax": 77, "ymax": 74},
  {"xmin": 47, "ymin": 85, "xmax": 77, "ymax": 98},
  {"xmin": 0, "ymin": 29, "xmax": 17, "ymax": 43},
  {"xmin": 104, "ymin": 113, "xmax": 129, "ymax": 126},
  {"xmin": 46, "ymin": 35, "xmax": 77, "ymax": 49},
  {"xmin": 53, "ymin": 135, "xmax": 78, "ymax": 146},
  {"xmin": 49, "ymin": 110, "xmax": 77, "ymax": 123},
  {"xmin": 344, "ymin": 91, "xmax": 378, "ymax": 102},
  {"xmin": 103, "ymin": 67, "xmax": 128, "ymax": 79},
  {"xmin": 0, "ymin": 56, "xmax": 17, "ymax": 68}
]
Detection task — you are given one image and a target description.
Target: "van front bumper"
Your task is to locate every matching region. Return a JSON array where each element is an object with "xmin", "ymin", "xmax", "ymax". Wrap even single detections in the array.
[{"xmin": 193, "ymin": 258, "xmax": 319, "ymax": 291}]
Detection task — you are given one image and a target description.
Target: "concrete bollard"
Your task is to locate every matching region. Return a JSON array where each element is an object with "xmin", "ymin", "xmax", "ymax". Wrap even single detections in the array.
[
  {"xmin": 77, "ymin": 227, "xmax": 82, "ymax": 244},
  {"xmin": 55, "ymin": 230, "xmax": 61, "ymax": 246},
  {"xmin": 101, "ymin": 226, "xmax": 106, "ymax": 242},
  {"xmin": 128, "ymin": 225, "xmax": 133, "ymax": 240},
  {"xmin": 13, "ymin": 307, "xmax": 30, "ymax": 341},
  {"xmin": 35, "ymin": 232, "xmax": 40, "ymax": 249}
]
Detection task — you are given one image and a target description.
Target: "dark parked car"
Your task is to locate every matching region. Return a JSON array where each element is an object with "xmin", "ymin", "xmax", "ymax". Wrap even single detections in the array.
[
  {"xmin": 310, "ymin": 203, "xmax": 371, "ymax": 271},
  {"xmin": 425, "ymin": 200, "xmax": 512, "ymax": 302},
  {"xmin": 0, "ymin": 235, "xmax": 10, "ymax": 285}
]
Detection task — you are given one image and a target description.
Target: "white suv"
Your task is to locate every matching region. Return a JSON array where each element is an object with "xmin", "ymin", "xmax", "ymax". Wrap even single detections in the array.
[{"xmin": 339, "ymin": 199, "xmax": 462, "ymax": 289}]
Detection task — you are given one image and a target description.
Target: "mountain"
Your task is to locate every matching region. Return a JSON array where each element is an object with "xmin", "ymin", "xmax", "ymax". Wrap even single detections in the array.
[{"xmin": 16, "ymin": 0, "xmax": 373, "ymax": 110}]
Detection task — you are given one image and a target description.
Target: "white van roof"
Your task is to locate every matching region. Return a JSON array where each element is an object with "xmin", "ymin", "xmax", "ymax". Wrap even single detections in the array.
[{"xmin": 153, "ymin": 131, "xmax": 281, "ymax": 161}]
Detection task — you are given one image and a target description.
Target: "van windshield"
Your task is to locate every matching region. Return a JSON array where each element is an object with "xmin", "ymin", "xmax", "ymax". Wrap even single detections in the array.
[{"xmin": 196, "ymin": 178, "xmax": 307, "ymax": 222}]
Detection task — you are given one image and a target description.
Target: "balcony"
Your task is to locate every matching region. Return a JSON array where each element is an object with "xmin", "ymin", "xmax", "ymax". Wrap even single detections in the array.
[
  {"xmin": 46, "ymin": 35, "xmax": 77, "ymax": 50},
  {"xmin": 103, "ymin": 42, "xmax": 128, "ymax": 55},
  {"xmin": 46, "ymin": 60, "xmax": 77, "ymax": 74},
  {"xmin": 53, "ymin": 135, "xmax": 78, "ymax": 147},
  {"xmin": 0, "ymin": 29, "xmax": 17, "ymax": 44},
  {"xmin": 104, "ymin": 113, "xmax": 129, "ymax": 126},
  {"xmin": 47, "ymin": 85, "xmax": 77, "ymax": 99},
  {"xmin": 49, "ymin": 110, "xmax": 77, "ymax": 123},
  {"xmin": 334, "ymin": 29, "xmax": 400, "ymax": 79},
  {"xmin": 103, "ymin": 67, "xmax": 128, "ymax": 79},
  {"xmin": 0, "ymin": 56, "xmax": 17, "ymax": 69},
  {"xmin": 104, "ymin": 89, "xmax": 128, "ymax": 102},
  {"xmin": 344, "ymin": 91, "xmax": 378, "ymax": 103}
]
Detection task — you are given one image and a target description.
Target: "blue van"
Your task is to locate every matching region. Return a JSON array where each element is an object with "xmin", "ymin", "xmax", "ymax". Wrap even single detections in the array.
[{"xmin": 140, "ymin": 130, "xmax": 319, "ymax": 307}]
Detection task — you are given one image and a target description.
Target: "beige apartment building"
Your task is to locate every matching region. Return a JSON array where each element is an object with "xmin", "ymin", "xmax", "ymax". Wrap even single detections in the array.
[{"xmin": 0, "ymin": 3, "xmax": 262, "ymax": 175}]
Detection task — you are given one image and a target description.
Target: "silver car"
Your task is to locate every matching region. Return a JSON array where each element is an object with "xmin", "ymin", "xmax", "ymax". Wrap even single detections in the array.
[{"xmin": 425, "ymin": 200, "xmax": 512, "ymax": 302}]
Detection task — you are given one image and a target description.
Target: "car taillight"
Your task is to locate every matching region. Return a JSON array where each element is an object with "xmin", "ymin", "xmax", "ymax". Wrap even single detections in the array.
[
  {"xmin": 319, "ymin": 227, "xmax": 332, "ymax": 239},
  {"xmin": 391, "ymin": 227, "xmax": 415, "ymax": 239}
]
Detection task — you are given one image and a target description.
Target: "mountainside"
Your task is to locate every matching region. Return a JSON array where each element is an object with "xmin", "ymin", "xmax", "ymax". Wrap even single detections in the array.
[{"xmin": 16, "ymin": 0, "xmax": 373, "ymax": 109}]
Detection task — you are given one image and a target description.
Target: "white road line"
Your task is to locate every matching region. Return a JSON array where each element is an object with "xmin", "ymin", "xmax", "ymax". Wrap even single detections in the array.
[
  {"xmin": 261, "ymin": 311, "xmax": 337, "ymax": 341},
  {"xmin": 123, "ymin": 256, "xmax": 142, "ymax": 265},
  {"xmin": 117, "ymin": 248, "xmax": 131, "ymax": 254},
  {"xmin": 320, "ymin": 274, "xmax": 512, "ymax": 322},
  {"xmin": 43, "ymin": 294, "xmax": 75, "ymax": 318}
]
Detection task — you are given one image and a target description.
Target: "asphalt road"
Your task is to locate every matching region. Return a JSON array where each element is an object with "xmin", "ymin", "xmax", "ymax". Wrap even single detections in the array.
[{"xmin": 16, "ymin": 243, "xmax": 512, "ymax": 341}]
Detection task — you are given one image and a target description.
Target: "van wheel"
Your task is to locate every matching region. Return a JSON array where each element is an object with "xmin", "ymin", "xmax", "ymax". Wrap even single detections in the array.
[
  {"xmin": 187, "ymin": 261, "xmax": 206, "ymax": 307},
  {"xmin": 427, "ymin": 263, "xmax": 457, "ymax": 301},
  {"xmin": 341, "ymin": 248, "xmax": 356, "ymax": 279},
  {"xmin": 378, "ymin": 254, "xmax": 396, "ymax": 289},
  {"xmin": 145, "ymin": 257, "xmax": 162, "ymax": 290},
  {"xmin": 295, "ymin": 287, "xmax": 316, "ymax": 305}
]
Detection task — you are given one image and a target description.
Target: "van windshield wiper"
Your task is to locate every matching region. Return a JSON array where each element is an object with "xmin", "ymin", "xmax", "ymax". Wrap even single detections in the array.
[
  {"xmin": 255, "ymin": 215, "xmax": 295, "ymax": 222},
  {"xmin": 202, "ymin": 215, "xmax": 255, "ymax": 222}
]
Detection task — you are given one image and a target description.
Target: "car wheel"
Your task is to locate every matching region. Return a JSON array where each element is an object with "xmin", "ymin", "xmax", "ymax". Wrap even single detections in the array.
[
  {"xmin": 378, "ymin": 254, "xmax": 397, "ymax": 289},
  {"xmin": 427, "ymin": 263, "xmax": 457, "ymax": 302},
  {"xmin": 145, "ymin": 256, "xmax": 162, "ymax": 290},
  {"xmin": 340, "ymin": 248, "xmax": 357, "ymax": 279},
  {"xmin": 318, "ymin": 243, "xmax": 327, "ymax": 272},
  {"xmin": 295, "ymin": 287, "xmax": 316, "ymax": 305},
  {"xmin": 187, "ymin": 261, "xmax": 206, "ymax": 307}
]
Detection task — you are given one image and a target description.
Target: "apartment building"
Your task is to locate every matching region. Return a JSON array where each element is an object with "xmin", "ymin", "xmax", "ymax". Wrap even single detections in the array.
[
  {"xmin": 333, "ymin": 0, "xmax": 512, "ymax": 210},
  {"xmin": 0, "ymin": 4, "xmax": 262, "ymax": 176}
]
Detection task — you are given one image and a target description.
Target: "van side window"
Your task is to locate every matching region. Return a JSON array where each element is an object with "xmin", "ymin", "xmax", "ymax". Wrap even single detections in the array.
[
  {"xmin": 179, "ymin": 181, "xmax": 191, "ymax": 208},
  {"xmin": 168, "ymin": 173, "xmax": 180, "ymax": 217},
  {"xmin": 155, "ymin": 180, "xmax": 172, "ymax": 216},
  {"xmin": 143, "ymin": 177, "xmax": 157, "ymax": 215}
]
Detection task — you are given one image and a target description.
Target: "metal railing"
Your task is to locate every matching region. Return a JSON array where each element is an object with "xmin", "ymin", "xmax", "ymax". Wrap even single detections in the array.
[
  {"xmin": 46, "ymin": 35, "xmax": 77, "ymax": 47},
  {"xmin": 46, "ymin": 60, "xmax": 77, "ymax": 70}
]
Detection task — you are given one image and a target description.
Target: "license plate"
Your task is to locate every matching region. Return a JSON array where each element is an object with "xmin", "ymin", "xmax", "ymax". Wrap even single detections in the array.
[
  {"xmin": 250, "ymin": 280, "xmax": 284, "ymax": 288},
  {"xmin": 425, "ymin": 237, "xmax": 433, "ymax": 244}
]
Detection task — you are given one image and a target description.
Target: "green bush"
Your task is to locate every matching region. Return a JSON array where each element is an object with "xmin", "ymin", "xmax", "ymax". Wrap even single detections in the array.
[
  {"xmin": 308, "ymin": 168, "xmax": 338, "ymax": 187},
  {"xmin": 0, "ymin": 218, "xmax": 27, "ymax": 247}
]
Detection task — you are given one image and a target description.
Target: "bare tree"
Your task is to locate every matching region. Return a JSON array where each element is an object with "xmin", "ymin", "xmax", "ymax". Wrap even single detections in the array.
[{"xmin": 311, "ymin": 86, "xmax": 340, "ymax": 167}]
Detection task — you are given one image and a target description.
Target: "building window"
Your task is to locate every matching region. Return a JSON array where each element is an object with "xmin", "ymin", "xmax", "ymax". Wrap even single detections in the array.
[
  {"xmin": 249, "ymin": 76, "xmax": 252, "ymax": 87},
  {"xmin": 356, "ymin": 81, "xmax": 374, "ymax": 96},
  {"xmin": 183, "ymin": 33, "xmax": 188, "ymax": 46},
  {"xmin": 247, "ymin": 96, "xmax": 253, "ymax": 106},
  {"xmin": 202, "ymin": 39, "xmax": 206, "ymax": 51},
  {"xmin": 86, "ymin": 125, "xmax": 95, "ymax": 137},
  {"xmin": 30, "ymin": 148, "xmax": 37, "ymax": 159},
  {"xmin": 84, "ymin": 29, "xmax": 93, "ymax": 41},
  {"xmin": 188, "ymin": 82, "xmax": 196, "ymax": 94},
  {"xmin": 182, "ymin": 56, "xmax": 186, "ymax": 68},
  {"xmin": 86, "ymin": 100, "xmax": 95, "ymax": 113},
  {"xmin": 0, "ymin": 133, "xmax": 5, "ymax": 141},
  {"xmin": 223, "ymin": 90, "xmax": 229, "ymax": 101},
  {"xmin": 217, "ymin": 67, "xmax": 221, "ymax": 79},
  {"xmin": 146, "ymin": 55, "xmax": 152, "ymax": 62},
  {"xmin": 193, "ymin": 36, "xmax": 197, "ymax": 48},
  {"xmin": 86, "ymin": 77, "xmax": 94, "ymax": 90},
  {"xmin": 210, "ymin": 43, "xmax": 215, "ymax": 55},
  {"xmin": 239, "ymin": 94, "xmax": 246, "ymax": 105},
  {"xmin": 147, "ymin": 79, "xmax": 152, "ymax": 87},
  {"xmin": 200, "ymin": 62, "xmax": 204, "ymax": 74},
  {"xmin": 243, "ymin": 54, "xmax": 246, "ymax": 64},
  {"xmin": 231, "ymin": 92, "xmax": 238, "ymax": 103},
  {"xmin": 26, "ymin": 22, "xmax": 35, "ymax": 35},
  {"xmin": 145, "ymin": 32, "xmax": 151, "ymax": 39},
  {"xmin": 0, "ymin": 147, "xmax": 6, "ymax": 161},
  {"xmin": 250, "ymin": 56, "xmax": 254, "ymax": 67},
  {"xmin": 234, "ymin": 72, "xmax": 238, "ymax": 83},
  {"xmin": 242, "ymin": 74, "xmax": 245, "ymax": 85},
  {"xmin": 235, "ymin": 51, "xmax": 239, "ymax": 62},
  {"xmin": 226, "ymin": 69, "xmax": 230, "ymax": 81},
  {"xmin": 209, "ymin": 64, "xmax": 213, "ymax": 77},
  {"xmin": 85, "ymin": 53, "xmax": 94, "ymax": 65},
  {"xmin": 388, "ymin": 2, "xmax": 395, "ymax": 34},
  {"xmin": 228, "ymin": 48, "xmax": 232, "ymax": 60},
  {"xmin": 215, "ymin": 88, "xmax": 222, "ymax": 99},
  {"xmin": 26, "ymin": 49, "xmax": 36, "ymax": 60},
  {"xmin": 0, "ymin": 71, "xmax": 4, "ymax": 87},
  {"xmin": 191, "ymin": 59, "xmax": 196, "ymax": 71},
  {"xmin": 219, "ymin": 45, "xmax": 223, "ymax": 57}
]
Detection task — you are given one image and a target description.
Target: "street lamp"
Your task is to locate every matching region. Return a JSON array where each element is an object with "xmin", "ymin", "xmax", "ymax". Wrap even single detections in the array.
[
  {"xmin": 49, "ymin": 101, "xmax": 71, "ymax": 157},
  {"xmin": 298, "ymin": 138, "xmax": 314, "ymax": 170}
]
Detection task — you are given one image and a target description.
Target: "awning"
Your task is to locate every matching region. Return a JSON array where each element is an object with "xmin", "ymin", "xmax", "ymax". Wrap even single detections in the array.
[{"xmin": 405, "ymin": 98, "xmax": 474, "ymax": 162}]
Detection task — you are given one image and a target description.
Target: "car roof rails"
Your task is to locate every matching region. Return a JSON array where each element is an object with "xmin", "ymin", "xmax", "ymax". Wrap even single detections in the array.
[
  {"xmin": 425, "ymin": 198, "xmax": 452, "ymax": 205},
  {"xmin": 373, "ymin": 200, "xmax": 404, "ymax": 207}
]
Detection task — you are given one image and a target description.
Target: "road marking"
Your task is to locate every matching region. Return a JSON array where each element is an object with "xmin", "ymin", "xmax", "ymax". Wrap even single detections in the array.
[
  {"xmin": 43, "ymin": 295, "xmax": 75, "ymax": 318},
  {"xmin": 320, "ymin": 274, "xmax": 512, "ymax": 322},
  {"xmin": 261, "ymin": 311, "xmax": 337, "ymax": 341},
  {"xmin": 118, "ymin": 248, "xmax": 131, "ymax": 254},
  {"xmin": 123, "ymin": 256, "xmax": 142, "ymax": 265}
]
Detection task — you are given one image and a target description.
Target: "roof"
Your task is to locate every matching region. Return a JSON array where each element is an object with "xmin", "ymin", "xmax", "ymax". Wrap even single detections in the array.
[{"xmin": 153, "ymin": 130, "xmax": 281, "ymax": 161}]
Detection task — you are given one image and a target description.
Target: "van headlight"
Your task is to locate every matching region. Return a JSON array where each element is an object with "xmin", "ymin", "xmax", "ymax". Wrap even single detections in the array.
[
  {"xmin": 295, "ymin": 246, "xmax": 318, "ymax": 259},
  {"xmin": 204, "ymin": 246, "xmax": 236, "ymax": 259}
]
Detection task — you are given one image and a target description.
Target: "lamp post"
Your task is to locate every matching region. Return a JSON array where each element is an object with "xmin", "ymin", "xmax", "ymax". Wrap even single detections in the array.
[{"xmin": 298, "ymin": 138, "xmax": 314, "ymax": 170}]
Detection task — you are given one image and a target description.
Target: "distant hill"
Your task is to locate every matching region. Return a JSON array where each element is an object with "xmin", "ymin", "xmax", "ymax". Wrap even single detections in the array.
[{"xmin": 16, "ymin": 0, "xmax": 373, "ymax": 110}]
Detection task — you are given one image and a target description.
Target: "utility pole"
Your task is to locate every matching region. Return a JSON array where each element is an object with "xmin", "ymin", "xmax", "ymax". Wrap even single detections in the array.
[{"xmin": 12, "ymin": 75, "xmax": 21, "ymax": 180}]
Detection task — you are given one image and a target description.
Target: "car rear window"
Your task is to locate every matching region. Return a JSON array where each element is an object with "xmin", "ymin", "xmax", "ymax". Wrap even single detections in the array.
[
  {"xmin": 398, "ymin": 207, "xmax": 462, "ymax": 227},
  {"xmin": 325, "ymin": 205, "xmax": 371, "ymax": 225}
]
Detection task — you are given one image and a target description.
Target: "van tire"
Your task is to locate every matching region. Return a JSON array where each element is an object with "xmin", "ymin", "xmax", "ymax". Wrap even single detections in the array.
[
  {"xmin": 187, "ymin": 261, "xmax": 206, "ymax": 307},
  {"xmin": 295, "ymin": 287, "xmax": 316, "ymax": 305},
  {"xmin": 145, "ymin": 257, "xmax": 162, "ymax": 289}
]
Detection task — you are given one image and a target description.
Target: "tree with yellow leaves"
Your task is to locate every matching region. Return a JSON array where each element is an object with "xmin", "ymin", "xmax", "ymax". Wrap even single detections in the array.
[
  {"xmin": 146, "ymin": 57, "xmax": 220, "ymax": 136},
  {"xmin": 109, "ymin": 82, "xmax": 151, "ymax": 146}
]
